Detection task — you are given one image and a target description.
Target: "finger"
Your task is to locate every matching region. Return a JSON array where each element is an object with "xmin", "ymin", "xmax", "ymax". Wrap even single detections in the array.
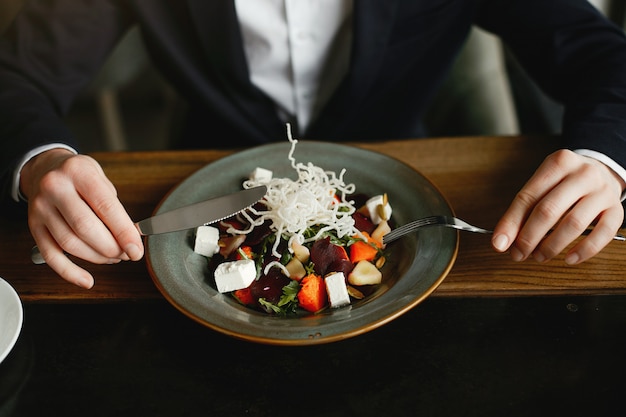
[
  {"xmin": 34, "ymin": 228, "xmax": 96, "ymax": 289},
  {"xmin": 32, "ymin": 185, "xmax": 128, "ymax": 263},
  {"xmin": 72, "ymin": 160, "xmax": 143, "ymax": 260},
  {"xmin": 55, "ymin": 195, "xmax": 129, "ymax": 259},
  {"xmin": 515, "ymin": 169, "xmax": 597, "ymax": 261},
  {"xmin": 491, "ymin": 187, "xmax": 539, "ymax": 254},
  {"xmin": 565, "ymin": 205, "xmax": 624, "ymax": 264},
  {"xmin": 492, "ymin": 150, "xmax": 572, "ymax": 253},
  {"xmin": 30, "ymin": 206, "xmax": 127, "ymax": 265},
  {"xmin": 531, "ymin": 194, "xmax": 601, "ymax": 262}
]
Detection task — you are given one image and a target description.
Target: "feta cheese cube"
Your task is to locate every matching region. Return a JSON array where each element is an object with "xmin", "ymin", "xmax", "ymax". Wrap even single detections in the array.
[
  {"xmin": 194, "ymin": 225, "xmax": 220, "ymax": 257},
  {"xmin": 324, "ymin": 272, "xmax": 350, "ymax": 308},
  {"xmin": 364, "ymin": 195, "xmax": 392, "ymax": 224},
  {"xmin": 214, "ymin": 259, "xmax": 257, "ymax": 293},
  {"xmin": 249, "ymin": 167, "xmax": 273, "ymax": 183}
]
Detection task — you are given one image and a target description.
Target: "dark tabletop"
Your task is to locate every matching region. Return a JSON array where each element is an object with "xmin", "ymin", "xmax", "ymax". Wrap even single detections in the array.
[{"xmin": 2, "ymin": 295, "xmax": 625, "ymax": 417}]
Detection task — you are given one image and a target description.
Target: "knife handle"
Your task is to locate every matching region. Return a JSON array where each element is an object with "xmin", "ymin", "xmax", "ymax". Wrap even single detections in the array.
[{"xmin": 31, "ymin": 245, "xmax": 46, "ymax": 265}]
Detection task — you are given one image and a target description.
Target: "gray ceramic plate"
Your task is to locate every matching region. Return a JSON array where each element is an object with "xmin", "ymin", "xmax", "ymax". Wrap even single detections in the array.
[
  {"xmin": 147, "ymin": 141, "xmax": 458, "ymax": 345},
  {"xmin": 0, "ymin": 277, "xmax": 23, "ymax": 364}
]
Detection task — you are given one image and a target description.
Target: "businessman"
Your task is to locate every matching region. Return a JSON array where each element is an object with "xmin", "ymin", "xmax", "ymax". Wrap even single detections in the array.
[{"xmin": 1, "ymin": 0, "xmax": 626, "ymax": 288}]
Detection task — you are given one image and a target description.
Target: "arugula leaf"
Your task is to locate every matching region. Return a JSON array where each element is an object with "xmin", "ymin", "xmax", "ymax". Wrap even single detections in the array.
[
  {"xmin": 257, "ymin": 280, "xmax": 300, "ymax": 316},
  {"xmin": 258, "ymin": 298, "xmax": 283, "ymax": 314},
  {"xmin": 303, "ymin": 226, "xmax": 355, "ymax": 246},
  {"xmin": 278, "ymin": 280, "xmax": 300, "ymax": 306}
]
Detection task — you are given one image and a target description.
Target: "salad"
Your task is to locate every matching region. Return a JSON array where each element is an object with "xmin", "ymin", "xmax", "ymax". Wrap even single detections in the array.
[{"xmin": 194, "ymin": 129, "xmax": 393, "ymax": 315}]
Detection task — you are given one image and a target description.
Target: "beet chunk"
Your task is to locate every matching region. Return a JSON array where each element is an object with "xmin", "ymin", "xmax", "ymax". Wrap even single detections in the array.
[
  {"xmin": 352, "ymin": 211, "xmax": 375, "ymax": 234},
  {"xmin": 310, "ymin": 236, "xmax": 350, "ymax": 277},
  {"xmin": 327, "ymin": 258, "xmax": 354, "ymax": 278},
  {"xmin": 244, "ymin": 220, "xmax": 273, "ymax": 246},
  {"xmin": 250, "ymin": 267, "xmax": 291, "ymax": 305}
]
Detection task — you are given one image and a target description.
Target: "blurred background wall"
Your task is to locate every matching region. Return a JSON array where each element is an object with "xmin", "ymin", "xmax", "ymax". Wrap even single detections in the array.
[{"xmin": 0, "ymin": 0, "xmax": 22, "ymax": 33}]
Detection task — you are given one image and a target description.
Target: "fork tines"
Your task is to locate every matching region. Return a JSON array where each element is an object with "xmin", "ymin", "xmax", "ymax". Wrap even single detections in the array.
[{"xmin": 382, "ymin": 216, "xmax": 441, "ymax": 244}]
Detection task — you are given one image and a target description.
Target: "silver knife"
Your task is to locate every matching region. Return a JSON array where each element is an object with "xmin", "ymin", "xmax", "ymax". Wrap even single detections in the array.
[{"xmin": 31, "ymin": 185, "xmax": 267, "ymax": 264}]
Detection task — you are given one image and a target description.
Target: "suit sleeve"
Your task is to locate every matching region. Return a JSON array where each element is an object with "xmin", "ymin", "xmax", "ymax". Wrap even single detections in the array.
[
  {"xmin": 0, "ymin": 0, "xmax": 133, "ymax": 202},
  {"xmin": 476, "ymin": 0, "xmax": 626, "ymax": 169}
]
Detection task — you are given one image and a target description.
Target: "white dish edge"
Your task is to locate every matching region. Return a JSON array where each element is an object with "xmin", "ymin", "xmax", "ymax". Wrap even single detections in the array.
[{"xmin": 0, "ymin": 276, "xmax": 23, "ymax": 364}]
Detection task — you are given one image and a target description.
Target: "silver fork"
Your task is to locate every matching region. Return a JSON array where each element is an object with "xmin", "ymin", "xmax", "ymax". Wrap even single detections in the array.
[
  {"xmin": 382, "ymin": 215, "xmax": 626, "ymax": 245},
  {"xmin": 383, "ymin": 216, "xmax": 492, "ymax": 245}
]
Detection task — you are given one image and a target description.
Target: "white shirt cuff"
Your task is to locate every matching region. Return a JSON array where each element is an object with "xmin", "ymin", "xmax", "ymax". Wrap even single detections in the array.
[
  {"xmin": 11, "ymin": 144, "xmax": 79, "ymax": 202},
  {"xmin": 574, "ymin": 148, "xmax": 626, "ymax": 202}
]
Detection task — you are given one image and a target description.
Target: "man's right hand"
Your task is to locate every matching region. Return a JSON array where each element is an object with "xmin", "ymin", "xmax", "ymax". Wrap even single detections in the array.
[{"xmin": 20, "ymin": 149, "xmax": 144, "ymax": 288}]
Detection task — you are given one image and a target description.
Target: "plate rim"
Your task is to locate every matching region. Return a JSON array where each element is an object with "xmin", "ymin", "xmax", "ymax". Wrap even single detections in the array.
[
  {"xmin": 0, "ymin": 276, "xmax": 23, "ymax": 364},
  {"xmin": 146, "ymin": 140, "xmax": 458, "ymax": 345}
]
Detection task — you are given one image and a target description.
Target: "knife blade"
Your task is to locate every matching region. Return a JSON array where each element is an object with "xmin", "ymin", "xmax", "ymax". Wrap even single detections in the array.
[
  {"xmin": 31, "ymin": 185, "xmax": 267, "ymax": 264},
  {"xmin": 135, "ymin": 185, "xmax": 267, "ymax": 235}
]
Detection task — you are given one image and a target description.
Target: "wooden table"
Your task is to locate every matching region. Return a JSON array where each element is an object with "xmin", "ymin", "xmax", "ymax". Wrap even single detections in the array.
[{"xmin": 2, "ymin": 135, "xmax": 626, "ymax": 302}]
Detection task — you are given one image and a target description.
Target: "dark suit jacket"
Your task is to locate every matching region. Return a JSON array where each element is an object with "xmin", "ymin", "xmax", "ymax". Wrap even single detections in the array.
[{"xmin": 1, "ymin": 0, "xmax": 626, "ymax": 201}]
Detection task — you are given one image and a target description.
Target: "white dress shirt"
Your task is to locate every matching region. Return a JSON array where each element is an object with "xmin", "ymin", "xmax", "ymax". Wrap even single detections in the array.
[
  {"xmin": 235, "ymin": 0, "xmax": 353, "ymax": 133},
  {"xmin": 11, "ymin": 0, "xmax": 626, "ymax": 201}
]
